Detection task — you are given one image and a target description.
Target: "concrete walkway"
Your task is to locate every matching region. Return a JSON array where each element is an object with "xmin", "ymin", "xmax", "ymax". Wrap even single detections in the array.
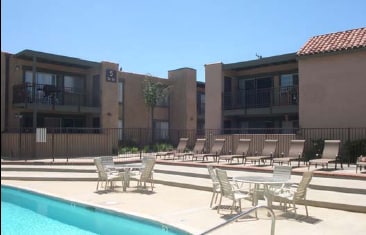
[{"xmin": 2, "ymin": 157, "xmax": 366, "ymax": 234}]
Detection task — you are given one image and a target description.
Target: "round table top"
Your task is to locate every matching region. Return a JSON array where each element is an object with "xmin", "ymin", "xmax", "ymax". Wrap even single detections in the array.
[
  {"xmin": 233, "ymin": 175, "xmax": 289, "ymax": 184},
  {"xmin": 114, "ymin": 164, "xmax": 144, "ymax": 169}
]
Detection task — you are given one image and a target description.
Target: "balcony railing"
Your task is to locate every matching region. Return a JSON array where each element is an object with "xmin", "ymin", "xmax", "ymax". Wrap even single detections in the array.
[
  {"xmin": 223, "ymin": 86, "xmax": 298, "ymax": 110},
  {"xmin": 13, "ymin": 83, "xmax": 99, "ymax": 107}
]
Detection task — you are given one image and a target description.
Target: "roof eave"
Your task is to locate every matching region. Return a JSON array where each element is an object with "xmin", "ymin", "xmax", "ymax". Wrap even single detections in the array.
[{"xmin": 15, "ymin": 49, "xmax": 100, "ymax": 69}]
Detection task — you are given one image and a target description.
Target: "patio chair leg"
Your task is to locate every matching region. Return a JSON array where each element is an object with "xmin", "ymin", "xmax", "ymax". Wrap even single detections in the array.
[
  {"xmin": 217, "ymin": 195, "xmax": 223, "ymax": 213},
  {"xmin": 210, "ymin": 192, "xmax": 215, "ymax": 207},
  {"xmin": 292, "ymin": 201, "xmax": 297, "ymax": 215},
  {"xmin": 230, "ymin": 201, "xmax": 235, "ymax": 214},
  {"xmin": 305, "ymin": 203, "xmax": 309, "ymax": 217}
]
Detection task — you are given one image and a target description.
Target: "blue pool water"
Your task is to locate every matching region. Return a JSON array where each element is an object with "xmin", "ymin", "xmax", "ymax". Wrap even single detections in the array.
[{"xmin": 1, "ymin": 185, "xmax": 190, "ymax": 235}]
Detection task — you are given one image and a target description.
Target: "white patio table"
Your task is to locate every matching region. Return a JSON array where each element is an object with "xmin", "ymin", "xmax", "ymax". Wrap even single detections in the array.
[
  {"xmin": 114, "ymin": 164, "xmax": 144, "ymax": 191},
  {"xmin": 233, "ymin": 175, "xmax": 290, "ymax": 206}
]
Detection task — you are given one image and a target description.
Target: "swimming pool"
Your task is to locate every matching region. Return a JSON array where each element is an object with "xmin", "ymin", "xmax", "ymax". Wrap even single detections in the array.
[{"xmin": 1, "ymin": 185, "xmax": 191, "ymax": 235}]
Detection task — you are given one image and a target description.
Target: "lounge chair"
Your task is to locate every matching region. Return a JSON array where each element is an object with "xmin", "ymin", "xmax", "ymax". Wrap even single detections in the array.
[
  {"xmin": 308, "ymin": 140, "xmax": 342, "ymax": 170},
  {"xmin": 218, "ymin": 139, "xmax": 251, "ymax": 164},
  {"xmin": 177, "ymin": 138, "xmax": 206, "ymax": 161},
  {"xmin": 215, "ymin": 168, "xmax": 251, "ymax": 214},
  {"xmin": 94, "ymin": 157, "xmax": 124, "ymax": 191},
  {"xmin": 265, "ymin": 171, "xmax": 313, "ymax": 216},
  {"xmin": 272, "ymin": 140, "xmax": 306, "ymax": 167},
  {"xmin": 245, "ymin": 139, "xmax": 278, "ymax": 165},
  {"xmin": 129, "ymin": 158, "xmax": 156, "ymax": 191},
  {"xmin": 355, "ymin": 155, "xmax": 366, "ymax": 173},
  {"xmin": 155, "ymin": 138, "xmax": 189, "ymax": 160},
  {"xmin": 192, "ymin": 138, "xmax": 226, "ymax": 162},
  {"xmin": 207, "ymin": 165, "xmax": 221, "ymax": 208}
]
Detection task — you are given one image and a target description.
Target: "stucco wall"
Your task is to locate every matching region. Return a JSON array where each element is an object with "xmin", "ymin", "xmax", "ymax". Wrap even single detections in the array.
[
  {"xmin": 121, "ymin": 72, "xmax": 151, "ymax": 129},
  {"xmin": 169, "ymin": 68, "xmax": 197, "ymax": 130},
  {"xmin": 299, "ymin": 49, "xmax": 366, "ymax": 128},
  {"xmin": 205, "ymin": 63, "xmax": 223, "ymax": 130}
]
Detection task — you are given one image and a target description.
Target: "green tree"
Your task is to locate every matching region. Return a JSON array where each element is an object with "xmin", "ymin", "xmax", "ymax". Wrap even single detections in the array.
[{"xmin": 142, "ymin": 75, "xmax": 169, "ymax": 142}]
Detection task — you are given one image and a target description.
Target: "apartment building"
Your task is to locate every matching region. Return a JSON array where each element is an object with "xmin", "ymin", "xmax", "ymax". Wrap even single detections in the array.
[
  {"xmin": 298, "ymin": 27, "xmax": 366, "ymax": 128},
  {"xmin": 205, "ymin": 53, "xmax": 299, "ymax": 131},
  {"xmin": 1, "ymin": 50, "xmax": 198, "ymax": 140},
  {"xmin": 205, "ymin": 27, "xmax": 366, "ymax": 131}
]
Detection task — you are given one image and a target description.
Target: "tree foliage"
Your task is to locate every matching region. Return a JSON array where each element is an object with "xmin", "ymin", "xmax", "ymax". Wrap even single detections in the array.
[{"xmin": 142, "ymin": 75, "xmax": 168, "ymax": 108}]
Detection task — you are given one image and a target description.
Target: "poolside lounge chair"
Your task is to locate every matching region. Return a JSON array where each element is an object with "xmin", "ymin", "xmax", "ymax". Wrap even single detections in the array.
[
  {"xmin": 207, "ymin": 165, "xmax": 221, "ymax": 208},
  {"xmin": 272, "ymin": 140, "xmax": 306, "ymax": 167},
  {"xmin": 265, "ymin": 171, "xmax": 313, "ymax": 216},
  {"xmin": 356, "ymin": 155, "xmax": 366, "ymax": 173},
  {"xmin": 94, "ymin": 157, "xmax": 124, "ymax": 191},
  {"xmin": 245, "ymin": 139, "xmax": 278, "ymax": 165},
  {"xmin": 192, "ymin": 138, "xmax": 226, "ymax": 162},
  {"xmin": 129, "ymin": 158, "xmax": 156, "ymax": 191},
  {"xmin": 155, "ymin": 138, "xmax": 189, "ymax": 160},
  {"xmin": 215, "ymin": 168, "xmax": 251, "ymax": 214},
  {"xmin": 177, "ymin": 138, "xmax": 206, "ymax": 161},
  {"xmin": 307, "ymin": 140, "xmax": 342, "ymax": 170},
  {"xmin": 218, "ymin": 139, "xmax": 251, "ymax": 164}
]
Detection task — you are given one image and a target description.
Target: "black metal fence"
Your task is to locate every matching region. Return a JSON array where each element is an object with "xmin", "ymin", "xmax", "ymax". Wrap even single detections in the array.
[{"xmin": 1, "ymin": 127, "xmax": 365, "ymax": 163}]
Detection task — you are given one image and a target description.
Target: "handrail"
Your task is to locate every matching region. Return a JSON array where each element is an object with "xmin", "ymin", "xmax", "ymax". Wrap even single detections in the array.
[{"xmin": 198, "ymin": 205, "xmax": 276, "ymax": 235}]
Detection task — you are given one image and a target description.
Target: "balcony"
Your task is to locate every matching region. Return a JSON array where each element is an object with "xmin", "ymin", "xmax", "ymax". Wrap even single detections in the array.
[
  {"xmin": 223, "ymin": 86, "xmax": 298, "ymax": 114},
  {"xmin": 13, "ymin": 83, "xmax": 100, "ymax": 113}
]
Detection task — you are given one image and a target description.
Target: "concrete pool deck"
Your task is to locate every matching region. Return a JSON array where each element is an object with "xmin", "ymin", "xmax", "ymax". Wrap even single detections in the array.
[{"xmin": 2, "ymin": 157, "xmax": 366, "ymax": 234}]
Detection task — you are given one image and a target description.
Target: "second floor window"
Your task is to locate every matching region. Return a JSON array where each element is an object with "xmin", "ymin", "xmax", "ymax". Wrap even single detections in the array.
[
  {"xmin": 64, "ymin": 75, "xmax": 84, "ymax": 93},
  {"xmin": 118, "ymin": 81, "xmax": 123, "ymax": 103}
]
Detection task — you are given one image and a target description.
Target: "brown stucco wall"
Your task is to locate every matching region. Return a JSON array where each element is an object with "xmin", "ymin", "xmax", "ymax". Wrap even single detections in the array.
[
  {"xmin": 119, "ymin": 72, "xmax": 151, "ymax": 129},
  {"xmin": 299, "ymin": 49, "xmax": 366, "ymax": 128},
  {"xmin": 100, "ymin": 62, "xmax": 119, "ymax": 128},
  {"xmin": 169, "ymin": 68, "xmax": 197, "ymax": 130},
  {"xmin": 205, "ymin": 63, "xmax": 223, "ymax": 130}
]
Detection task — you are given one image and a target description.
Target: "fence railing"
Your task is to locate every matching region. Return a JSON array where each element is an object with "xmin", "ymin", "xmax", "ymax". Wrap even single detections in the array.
[
  {"xmin": 12, "ymin": 83, "xmax": 98, "ymax": 107},
  {"xmin": 223, "ymin": 85, "xmax": 298, "ymax": 110},
  {"xmin": 1, "ymin": 127, "xmax": 365, "ymax": 163}
]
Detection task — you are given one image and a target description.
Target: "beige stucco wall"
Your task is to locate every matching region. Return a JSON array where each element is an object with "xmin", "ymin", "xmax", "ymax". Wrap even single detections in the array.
[
  {"xmin": 119, "ymin": 72, "xmax": 150, "ymax": 129},
  {"xmin": 100, "ymin": 62, "xmax": 119, "ymax": 128},
  {"xmin": 205, "ymin": 63, "xmax": 223, "ymax": 130},
  {"xmin": 169, "ymin": 68, "xmax": 197, "ymax": 130},
  {"xmin": 299, "ymin": 49, "xmax": 366, "ymax": 128}
]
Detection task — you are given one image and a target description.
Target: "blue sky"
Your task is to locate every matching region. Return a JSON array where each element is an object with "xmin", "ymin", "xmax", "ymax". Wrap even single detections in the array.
[{"xmin": 1, "ymin": 0, "xmax": 365, "ymax": 82}]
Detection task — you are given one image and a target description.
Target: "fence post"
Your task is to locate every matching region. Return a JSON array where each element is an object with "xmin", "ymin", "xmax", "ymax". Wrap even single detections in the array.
[
  {"xmin": 66, "ymin": 128, "xmax": 69, "ymax": 162},
  {"xmin": 347, "ymin": 128, "xmax": 351, "ymax": 167},
  {"xmin": 52, "ymin": 130, "xmax": 55, "ymax": 162}
]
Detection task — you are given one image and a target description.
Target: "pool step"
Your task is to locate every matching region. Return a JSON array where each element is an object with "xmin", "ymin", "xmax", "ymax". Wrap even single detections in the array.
[{"xmin": 1, "ymin": 162, "xmax": 366, "ymax": 213}]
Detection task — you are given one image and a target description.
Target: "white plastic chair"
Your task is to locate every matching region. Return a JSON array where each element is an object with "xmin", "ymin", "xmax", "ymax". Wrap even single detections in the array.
[
  {"xmin": 215, "ymin": 168, "xmax": 251, "ymax": 214},
  {"xmin": 207, "ymin": 165, "xmax": 221, "ymax": 208},
  {"xmin": 94, "ymin": 157, "xmax": 123, "ymax": 191}
]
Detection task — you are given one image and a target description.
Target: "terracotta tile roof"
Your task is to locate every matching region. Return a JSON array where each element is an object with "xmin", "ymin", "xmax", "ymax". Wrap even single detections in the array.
[{"xmin": 298, "ymin": 27, "xmax": 366, "ymax": 56}]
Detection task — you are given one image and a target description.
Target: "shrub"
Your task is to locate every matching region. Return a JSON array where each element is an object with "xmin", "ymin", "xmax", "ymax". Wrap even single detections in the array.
[
  {"xmin": 152, "ymin": 142, "xmax": 173, "ymax": 152},
  {"xmin": 303, "ymin": 138, "xmax": 324, "ymax": 161},
  {"xmin": 344, "ymin": 139, "xmax": 366, "ymax": 163}
]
